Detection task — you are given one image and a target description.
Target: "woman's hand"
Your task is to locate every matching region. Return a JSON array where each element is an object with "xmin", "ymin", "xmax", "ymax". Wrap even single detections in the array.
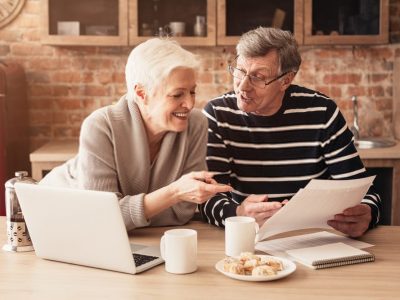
[{"xmin": 169, "ymin": 171, "xmax": 232, "ymax": 204}]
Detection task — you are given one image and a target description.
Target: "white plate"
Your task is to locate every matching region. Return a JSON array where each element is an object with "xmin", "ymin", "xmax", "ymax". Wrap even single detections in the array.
[{"xmin": 215, "ymin": 255, "xmax": 296, "ymax": 281}]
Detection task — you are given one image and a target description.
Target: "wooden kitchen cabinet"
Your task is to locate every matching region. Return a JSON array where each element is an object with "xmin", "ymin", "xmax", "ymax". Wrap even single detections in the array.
[
  {"xmin": 129, "ymin": 0, "xmax": 216, "ymax": 46},
  {"xmin": 41, "ymin": 0, "xmax": 216, "ymax": 46},
  {"xmin": 217, "ymin": 0, "xmax": 304, "ymax": 45},
  {"xmin": 41, "ymin": 0, "xmax": 128, "ymax": 46},
  {"xmin": 303, "ymin": 0, "xmax": 389, "ymax": 45},
  {"xmin": 41, "ymin": 0, "xmax": 389, "ymax": 47}
]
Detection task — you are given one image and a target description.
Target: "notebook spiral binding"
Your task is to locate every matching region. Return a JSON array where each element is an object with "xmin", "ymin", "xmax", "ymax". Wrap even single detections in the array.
[{"xmin": 313, "ymin": 255, "xmax": 375, "ymax": 269}]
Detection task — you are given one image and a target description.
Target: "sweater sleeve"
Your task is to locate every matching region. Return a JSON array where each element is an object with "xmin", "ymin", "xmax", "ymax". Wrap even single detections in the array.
[
  {"xmin": 161, "ymin": 109, "xmax": 209, "ymax": 223},
  {"xmin": 321, "ymin": 100, "xmax": 381, "ymax": 228},
  {"xmin": 199, "ymin": 102, "xmax": 237, "ymax": 227},
  {"xmin": 76, "ymin": 110, "xmax": 150, "ymax": 230},
  {"xmin": 181, "ymin": 110, "xmax": 209, "ymax": 174}
]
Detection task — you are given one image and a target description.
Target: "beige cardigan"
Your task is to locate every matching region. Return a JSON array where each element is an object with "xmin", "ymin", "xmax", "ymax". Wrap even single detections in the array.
[{"xmin": 40, "ymin": 96, "xmax": 208, "ymax": 230}]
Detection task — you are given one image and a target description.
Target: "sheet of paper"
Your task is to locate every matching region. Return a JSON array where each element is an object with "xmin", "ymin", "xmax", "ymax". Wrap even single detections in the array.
[
  {"xmin": 305, "ymin": 176, "xmax": 375, "ymax": 190},
  {"xmin": 257, "ymin": 176, "xmax": 375, "ymax": 241},
  {"xmin": 255, "ymin": 231, "xmax": 374, "ymax": 260}
]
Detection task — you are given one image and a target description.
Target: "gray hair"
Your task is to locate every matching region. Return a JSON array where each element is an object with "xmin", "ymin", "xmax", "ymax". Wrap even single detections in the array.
[
  {"xmin": 236, "ymin": 27, "xmax": 301, "ymax": 74},
  {"xmin": 125, "ymin": 38, "xmax": 199, "ymax": 101}
]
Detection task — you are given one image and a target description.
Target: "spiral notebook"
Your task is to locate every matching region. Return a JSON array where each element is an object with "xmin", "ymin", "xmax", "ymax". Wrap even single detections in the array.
[{"xmin": 286, "ymin": 242, "xmax": 375, "ymax": 269}]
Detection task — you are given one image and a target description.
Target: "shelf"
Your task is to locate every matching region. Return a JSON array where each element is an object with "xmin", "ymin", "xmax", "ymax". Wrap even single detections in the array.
[
  {"xmin": 41, "ymin": 0, "xmax": 128, "ymax": 46},
  {"xmin": 303, "ymin": 0, "xmax": 389, "ymax": 45},
  {"xmin": 129, "ymin": 0, "xmax": 216, "ymax": 46},
  {"xmin": 217, "ymin": 0, "xmax": 303, "ymax": 46}
]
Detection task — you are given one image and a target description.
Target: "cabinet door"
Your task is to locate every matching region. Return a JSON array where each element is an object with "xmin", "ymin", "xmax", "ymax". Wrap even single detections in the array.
[
  {"xmin": 129, "ymin": 0, "xmax": 216, "ymax": 46},
  {"xmin": 217, "ymin": 0, "xmax": 303, "ymax": 46},
  {"xmin": 304, "ymin": 0, "xmax": 389, "ymax": 45},
  {"xmin": 41, "ymin": 0, "xmax": 128, "ymax": 46}
]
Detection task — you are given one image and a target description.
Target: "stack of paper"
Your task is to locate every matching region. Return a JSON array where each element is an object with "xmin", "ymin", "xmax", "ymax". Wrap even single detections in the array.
[{"xmin": 256, "ymin": 176, "xmax": 375, "ymax": 241}]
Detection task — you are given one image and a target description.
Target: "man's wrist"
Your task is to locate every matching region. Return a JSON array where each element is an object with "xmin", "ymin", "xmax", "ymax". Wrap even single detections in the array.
[
  {"xmin": 361, "ymin": 202, "xmax": 378, "ymax": 230},
  {"xmin": 224, "ymin": 202, "xmax": 238, "ymax": 218}
]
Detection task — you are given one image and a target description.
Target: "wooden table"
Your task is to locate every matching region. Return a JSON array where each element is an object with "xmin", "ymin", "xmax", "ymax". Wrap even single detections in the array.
[{"xmin": 1, "ymin": 217, "xmax": 399, "ymax": 300}]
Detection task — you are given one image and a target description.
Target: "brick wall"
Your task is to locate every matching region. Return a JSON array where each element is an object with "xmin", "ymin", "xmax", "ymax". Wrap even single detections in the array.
[{"xmin": 0, "ymin": 0, "xmax": 399, "ymax": 151}]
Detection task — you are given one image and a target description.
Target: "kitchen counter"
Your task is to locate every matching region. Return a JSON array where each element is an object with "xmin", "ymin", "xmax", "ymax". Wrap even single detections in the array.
[
  {"xmin": 358, "ymin": 141, "xmax": 400, "ymax": 159},
  {"xmin": 357, "ymin": 141, "xmax": 400, "ymax": 226},
  {"xmin": 30, "ymin": 140, "xmax": 78, "ymax": 180},
  {"xmin": 29, "ymin": 140, "xmax": 400, "ymax": 225}
]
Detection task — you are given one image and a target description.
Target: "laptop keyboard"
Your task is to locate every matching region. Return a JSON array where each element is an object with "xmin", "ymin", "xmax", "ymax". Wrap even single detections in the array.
[{"xmin": 132, "ymin": 253, "xmax": 159, "ymax": 267}]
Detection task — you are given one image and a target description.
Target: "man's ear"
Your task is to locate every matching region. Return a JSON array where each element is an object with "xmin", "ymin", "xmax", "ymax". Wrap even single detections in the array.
[
  {"xmin": 280, "ymin": 72, "xmax": 296, "ymax": 91},
  {"xmin": 134, "ymin": 84, "xmax": 147, "ymax": 103}
]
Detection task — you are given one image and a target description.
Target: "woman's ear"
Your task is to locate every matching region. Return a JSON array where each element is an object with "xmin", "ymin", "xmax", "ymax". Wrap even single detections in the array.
[{"xmin": 134, "ymin": 84, "xmax": 147, "ymax": 104}]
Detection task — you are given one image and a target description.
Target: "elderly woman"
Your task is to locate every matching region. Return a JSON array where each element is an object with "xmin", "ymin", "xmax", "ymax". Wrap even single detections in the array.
[{"xmin": 41, "ymin": 38, "xmax": 231, "ymax": 230}]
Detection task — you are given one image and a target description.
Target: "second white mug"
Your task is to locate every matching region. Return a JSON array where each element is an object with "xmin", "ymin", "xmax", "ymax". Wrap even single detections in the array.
[
  {"xmin": 168, "ymin": 22, "xmax": 186, "ymax": 37},
  {"xmin": 160, "ymin": 228, "xmax": 197, "ymax": 274},
  {"xmin": 225, "ymin": 216, "xmax": 258, "ymax": 257}
]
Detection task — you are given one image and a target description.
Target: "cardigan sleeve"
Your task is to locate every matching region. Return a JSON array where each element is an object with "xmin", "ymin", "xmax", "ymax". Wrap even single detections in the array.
[
  {"xmin": 77, "ymin": 107, "xmax": 212, "ymax": 230},
  {"xmin": 41, "ymin": 104, "xmax": 210, "ymax": 230},
  {"xmin": 181, "ymin": 110, "xmax": 208, "ymax": 174},
  {"xmin": 75, "ymin": 109, "xmax": 151, "ymax": 230},
  {"xmin": 164, "ymin": 109, "xmax": 209, "ymax": 222}
]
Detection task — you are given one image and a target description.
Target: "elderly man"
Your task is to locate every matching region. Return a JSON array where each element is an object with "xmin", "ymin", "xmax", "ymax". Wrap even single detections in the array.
[{"xmin": 200, "ymin": 27, "xmax": 381, "ymax": 237}]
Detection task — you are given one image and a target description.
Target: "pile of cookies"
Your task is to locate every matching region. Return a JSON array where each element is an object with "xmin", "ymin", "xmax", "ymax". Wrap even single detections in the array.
[{"xmin": 223, "ymin": 252, "xmax": 283, "ymax": 276}]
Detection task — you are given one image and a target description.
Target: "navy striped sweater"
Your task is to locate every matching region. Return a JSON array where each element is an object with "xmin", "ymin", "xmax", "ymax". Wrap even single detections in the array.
[{"xmin": 200, "ymin": 84, "xmax": 381, "ymax": 228}]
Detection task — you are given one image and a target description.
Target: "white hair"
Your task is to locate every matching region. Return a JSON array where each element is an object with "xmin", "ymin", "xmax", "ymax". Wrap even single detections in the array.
[{"xmin": 125, "ymin": 38, "xmax": 200, "ymax": 101}]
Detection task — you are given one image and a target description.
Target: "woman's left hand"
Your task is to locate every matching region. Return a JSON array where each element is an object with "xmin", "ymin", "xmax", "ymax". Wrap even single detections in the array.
[{"xmin": 169, "ymin": 171, "xmax": 232, "ymax": 204}]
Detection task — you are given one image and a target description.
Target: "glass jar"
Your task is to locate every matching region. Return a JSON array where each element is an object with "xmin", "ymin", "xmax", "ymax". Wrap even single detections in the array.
[{"xmin": 3, "ymin": 171, "xmax": 37, "ymax": 252}]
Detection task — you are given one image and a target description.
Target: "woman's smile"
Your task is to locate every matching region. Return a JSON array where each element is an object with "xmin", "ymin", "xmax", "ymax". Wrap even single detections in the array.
[{"xmin": 172, "ymin": 111, "xmax": 190, "ymax": 119}]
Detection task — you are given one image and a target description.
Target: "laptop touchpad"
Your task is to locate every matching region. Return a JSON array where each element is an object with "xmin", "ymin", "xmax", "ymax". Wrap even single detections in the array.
[{"xmin": 130, "ymin": 243, "xmax": 147, "ymax": 252}]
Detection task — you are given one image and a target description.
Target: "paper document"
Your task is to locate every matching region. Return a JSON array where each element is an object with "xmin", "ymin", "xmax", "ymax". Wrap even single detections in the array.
[
  {"xmin": 255, "ymin": 231, "xmax": 373, "ymax": 259},
  {"xmin": 257, "ymin": 176, "xmax": 375, "ymax": 241}
]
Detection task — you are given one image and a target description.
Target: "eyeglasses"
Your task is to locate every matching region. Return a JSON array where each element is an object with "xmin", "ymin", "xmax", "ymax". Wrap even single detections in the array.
[{"xmin": 228, "ymin": 65, "xmax": 289, "ymax": 89}]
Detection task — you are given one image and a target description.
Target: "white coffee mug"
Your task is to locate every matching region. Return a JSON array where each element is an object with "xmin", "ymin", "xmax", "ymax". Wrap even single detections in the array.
[
  {"xmin": 168, "ymin": 22, "xmax": 185, "ymax": 37},
  {"xmin": 160, "ymin": 228, "xmax": 197, "ymax": 274},
  {"xmin": 225, "ymin": 216, "xmax": 258, "ymax": 257}
]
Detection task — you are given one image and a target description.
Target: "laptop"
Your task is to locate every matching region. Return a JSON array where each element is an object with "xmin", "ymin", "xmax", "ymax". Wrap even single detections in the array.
[{"xmin": 14, "ymin": 183, "xmax": 164, "ymax": 274}]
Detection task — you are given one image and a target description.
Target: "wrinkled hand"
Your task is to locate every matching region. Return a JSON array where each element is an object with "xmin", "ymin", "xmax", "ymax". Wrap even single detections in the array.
[
  {"xmin": 236, "ymin": 195, "xmax": 287, "ymax": 225},
  {"xmin": 327, "ymin": 204, "xmax": 371, "ymax": 237},
  {"xmin": 170, "ymin": 171, "xmax": 232, "ymax": 204}
]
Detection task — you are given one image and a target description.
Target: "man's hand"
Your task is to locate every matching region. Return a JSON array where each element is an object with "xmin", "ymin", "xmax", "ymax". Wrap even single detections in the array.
[
  {"xmin": 327, "ymin": 204, "xmax": 372, "ymax": 237},
  {"xmin": 236, "ymin": 194, "xmax": 286, "ymax": 225}
]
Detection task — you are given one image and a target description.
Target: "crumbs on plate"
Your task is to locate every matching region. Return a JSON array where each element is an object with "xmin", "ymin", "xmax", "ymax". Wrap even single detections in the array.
[{"xmin": 223, "ymin": 252, "xmax": 283, "ymax": 276}]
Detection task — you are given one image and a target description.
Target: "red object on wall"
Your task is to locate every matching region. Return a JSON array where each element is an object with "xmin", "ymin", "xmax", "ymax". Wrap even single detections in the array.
[{"xmin": 0, "ymin": 61, "xmax": 30, "ymax": 216}]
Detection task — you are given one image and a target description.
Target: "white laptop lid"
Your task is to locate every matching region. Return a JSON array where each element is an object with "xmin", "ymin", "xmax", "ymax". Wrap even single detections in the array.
[{"xmin": 14, "ymin": 183, "xmax": 162, "ymax": 274}]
